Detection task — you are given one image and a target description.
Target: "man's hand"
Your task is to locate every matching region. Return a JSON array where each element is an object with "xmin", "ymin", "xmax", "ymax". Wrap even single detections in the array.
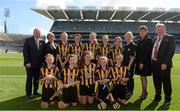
[
  {"xmin": 127, "ymin": 65, "xmax": 131, "ymax": 71},
  {"xmin": 139, "ymin": 63, "xmax": 144, "ymax": 69},
  {"xmin": 161, "ymin": 64, "xmax": 167, "ymax": 70},
  {"xmin": 26, "ymin": 63, "xmax": 31, "ymax": 68}
]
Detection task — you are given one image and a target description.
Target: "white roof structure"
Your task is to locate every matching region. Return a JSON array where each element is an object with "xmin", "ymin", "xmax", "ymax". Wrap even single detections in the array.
[{"xmin": 32, "ymin": 6, "xmax": 180, "ymax": 22}]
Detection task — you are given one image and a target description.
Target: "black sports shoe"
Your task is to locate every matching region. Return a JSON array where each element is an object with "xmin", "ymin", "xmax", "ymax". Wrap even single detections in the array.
[
  {"xmin": 138, "ymin": 93, "xmax": 148, "ymax": 100},
  {"xmin": 33, "ymin": 92, "xmax": 41, "ymax": 96},
  {"xmin": 152, "ymin": 97, "xmax": 161, "ymax": 102},
  {"xmin": 163, "ymin": 101, "xmax": 171, "ymax": 106},
  {"xmin": 25, "ymin": 96, "xmax": 32, "ymax": 101}
]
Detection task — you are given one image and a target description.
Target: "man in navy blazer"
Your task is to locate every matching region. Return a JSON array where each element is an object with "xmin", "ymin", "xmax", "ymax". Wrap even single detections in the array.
[
  {"xmin": 23, "ymin": 28, "xmax": 45, "ymax": 100},
  {"xmin": 151, "ymin": 23, "xmax": 176, "ymax": 106}
]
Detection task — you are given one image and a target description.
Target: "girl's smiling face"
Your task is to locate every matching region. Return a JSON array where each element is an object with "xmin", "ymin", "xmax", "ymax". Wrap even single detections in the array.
[
  {"xmin": 84, "ymin": 53, "xmax": 92, "ymax": 63},
  {"xmin": 69, "ymin": 56, "xmax": 77, "ymax": 66}
]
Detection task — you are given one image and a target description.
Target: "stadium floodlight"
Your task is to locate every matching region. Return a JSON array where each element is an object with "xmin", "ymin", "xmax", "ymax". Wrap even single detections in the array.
[
  {"xmin": 4, "ymin": 8, "xmax": 10, "ymax": 33},
  {"xmin": 83, "ymin": 6, "xmax": 97, "ymax": 10},
  {"xmin": 118, "ymin": 7, "xmax": 132, "ymax": 11},
  {"xmin": 135, "ymin": 7, "xmax": 149, "ymax": 11},
  {"xmin": 48, "ymin": 6, "xmax": 61, "ymax": 10},
  {"xmin": 152, "ymin": 7, "xmax": 166, "ymax": 12},
  {"xmin": 66, "ymin": 6, "xmax": 79, "ymax": 10},
  {"xmin": 168, "ymin": 8, "xmax": 180, "ymax": 12},
  {"xmin": 100, "ymin": 6, "xmax": 114, "ymax": 11}
]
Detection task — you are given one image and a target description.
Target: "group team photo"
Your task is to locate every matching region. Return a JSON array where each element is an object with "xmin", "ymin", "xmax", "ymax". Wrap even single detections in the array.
[{"xmin": 23, "ymin": 22, "xmax": 175, "ymax": 109}]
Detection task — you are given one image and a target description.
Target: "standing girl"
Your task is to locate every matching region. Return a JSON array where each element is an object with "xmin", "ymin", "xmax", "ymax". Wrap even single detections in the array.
[
  {"xmin": 70, "ymin": 34, "xmax": 83, "ymax": 60},
  {"xmin": 56, "ymin": 32, "xmax": 72, "ymax": 69},
  {"xmin": 108, "ymin": 36, "xmax": 123, "ymax": 66}
]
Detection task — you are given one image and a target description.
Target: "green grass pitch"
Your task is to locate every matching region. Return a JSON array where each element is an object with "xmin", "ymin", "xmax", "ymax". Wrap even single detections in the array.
[{"xmin": 0, "ymin": 53, "xmax": 180, "ymax": 110}]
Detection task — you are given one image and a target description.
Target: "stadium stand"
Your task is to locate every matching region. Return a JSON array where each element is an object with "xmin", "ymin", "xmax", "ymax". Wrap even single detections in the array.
[
  {"xmin": 1, "ymin": 6, "xmax": 180, "ymax": 53},
  {"xmin": 0, "ymin": 33, "xmax": 30, "ymax": 52}
]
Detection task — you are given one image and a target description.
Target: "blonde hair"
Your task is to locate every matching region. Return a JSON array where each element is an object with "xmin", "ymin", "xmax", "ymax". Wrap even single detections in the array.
[
  {"xmin": 60, "ymin": 32, "xmax": 68, "ymax": 38},
  {"xmin": 114, "ymin": 36, "xmax": 122, "ymax": 42},
  {"xmin": 124, "ymin": 31, "xmax": 134, "ymax": 39},
  {"xmin": 90, "ymin": 32, "xmax": 97, "ymax": 37},
  {"xmin": 102, "ymin": 35, "xmax": 109, "ymax": 40},
  {"xmin": 47, "ymin": 32, "xmax": 55, "ymax": 39},
  {"xmin": 45, "ymin": 53, "xmax": 55, "ymax": 61},
  {"xmin": 155, "ymin": 22, "xmax": 166, "ymax": 29},
  {"xmin": 99, "ymin": 56, "xmax": 108, "ymax": 62},
  {"xmin": 115, "ymin": 54, "xmax": 123, "ymax": 60}
]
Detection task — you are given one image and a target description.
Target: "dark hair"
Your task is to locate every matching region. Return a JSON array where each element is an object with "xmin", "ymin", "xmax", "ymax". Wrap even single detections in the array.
[
  {"xmin": 74, "ymin": 34, "xmax": 82, "ymax": 46},
  {"xmin": 78, "ymin": 51, "xmax": 92, "ymax": 68},
  {"xmin": 74, "ymin": 34, "xmax": 82, "ymax": 39},
  {"xmin": 138, "ymin": 25, "xmax": 148, "ymax": 31}
]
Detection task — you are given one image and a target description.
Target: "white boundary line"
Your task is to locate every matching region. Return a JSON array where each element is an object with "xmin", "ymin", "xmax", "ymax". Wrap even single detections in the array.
[{"xmin": 0, "ymin": 75, "xmax": 180, "ymax": 78}]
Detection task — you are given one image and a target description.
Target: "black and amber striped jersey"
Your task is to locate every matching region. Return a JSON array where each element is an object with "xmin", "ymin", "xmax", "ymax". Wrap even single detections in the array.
[
  {"xmin": 108, "ymin": 46, "xmax": 123, "ymax": 59},
  {"xmin": 78, "ymin": 63, "xmax": 96, "ymax": 86},
  {"xmin": 83, "ymin": 43, "xmax": 99, "ymax": 55},
  {"xmin": 97, "ymin": 44, "xmax": 111, "ymax": 57},
  {"xmin": 70, "ymin": 44, "xmax": 83, "ymax": 59},
  {"xmin": 110, "ymin": 65, "xmax": 129, "ymax": 85},
  {"xmin": 59, "ymin": 66, "xmax": 79, "ymax": 85},
  {"xmin": 95, "ymin": 66, "xmax": 111, "ymax": 81},
  {"xmin": 56, "ymin": 43, "xmax": 72, "ymax": 62},
  {"xmin": 40, "ymin": 66, "xmax": 59, "ymax": 88}
]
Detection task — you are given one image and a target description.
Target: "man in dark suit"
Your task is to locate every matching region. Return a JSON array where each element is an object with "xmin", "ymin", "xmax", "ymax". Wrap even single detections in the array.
[
  {"xmin": 151, "ymin": 23, "xmax": 175, "ymax": 106},
  {"xmin": 23, "ymin": 28, "xmax": 45, "ymax": 100}
]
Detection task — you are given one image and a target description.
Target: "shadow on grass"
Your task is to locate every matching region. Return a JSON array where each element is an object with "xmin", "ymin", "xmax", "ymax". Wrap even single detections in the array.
[
  {"xmin": 144, "ymin": 102, "xmax": 159, "ymax": 110},
  {"xmin": 120, "ymin": 99, "xmax": 143, "ymax": 110},
  {"xmin": 0, "ymin": 96, "xmax": 169, "ymax": 110},
  {"xmin": 0, "ymin": 95, "xmax": 97, "ymax": 110},
  {"xmin": 157, "ymin": 104, "xmax": 169, "ymax": 110},
  {"xmin": 0, "ymin": 96, "xmax": 53, "ymax": 110}
]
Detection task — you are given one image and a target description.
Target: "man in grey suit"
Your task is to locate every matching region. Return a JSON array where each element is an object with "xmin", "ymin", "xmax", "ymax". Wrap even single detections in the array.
[{"xmin": 23, "ymin": 28, "xmax": 45, "ymax": 100}]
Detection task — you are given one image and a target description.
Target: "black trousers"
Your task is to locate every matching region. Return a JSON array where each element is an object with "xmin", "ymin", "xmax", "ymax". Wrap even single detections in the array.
[
  {"xmin": 26, "ymin": 68, "xmax": 40, "ymax": 97},
  {"xmin": 152, "ymin": 61, "xmax": 172, "ymax": 102},
  {"xmin": 127, "ymin": 65, "xmax": 135, "ymax": 93}
]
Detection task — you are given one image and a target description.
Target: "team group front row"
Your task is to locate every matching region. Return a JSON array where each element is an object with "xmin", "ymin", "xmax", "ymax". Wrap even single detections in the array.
[{"xmin": 39, "ymin": 31, "xmax": 136, "ymax": 109}]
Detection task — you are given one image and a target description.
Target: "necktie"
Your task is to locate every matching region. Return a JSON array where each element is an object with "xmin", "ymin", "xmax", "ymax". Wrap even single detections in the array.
[
  {"xmin": 35, "ymin": 39, "xmax": 39, "ymax": 50},
  {"xmin": 153, "ymin": 39, "xmax": 161, "ymax": 60}
]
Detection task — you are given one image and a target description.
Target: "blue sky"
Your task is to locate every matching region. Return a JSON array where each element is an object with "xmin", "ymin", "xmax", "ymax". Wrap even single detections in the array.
[
  {"xmin": 0, "ymin": 0, "xmax": 53, "ymax": 34},
  {"xmin": 0, "ymin": 0, "xmax": 179, "ymax": 35}
]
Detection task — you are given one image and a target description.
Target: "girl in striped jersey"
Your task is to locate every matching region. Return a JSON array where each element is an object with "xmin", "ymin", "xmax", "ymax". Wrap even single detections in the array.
[
  {"xmin": 95, "ymin": 56, "xmax": 111, "ymax": 110},
  {"xmin": 111, "ymin": 54, "xmax": 129, "ymax": 109},
  {"xmin": 97, "ymin": 35, "xmax": 111, "ymax": 57},
  {"xmin": 58, "ymin": 54, "xmax": 79, "ymax": 109},
  {"xmin": 108, "ymin": 36, "xmax": 123, "ymax": 66},
  {"xmin": 39, "ymin": 54, "xmax": 59, "ymax": 109},
  {"xmin": 78, "ymin": 51, "xmax": 96, "ymax": 105},
  {"xmin": 83, "ymin": 32, "xmax": 99, "ymax": 61},
  {"xmin": 56, "ymin": 32, "xmax": 72, "ymax": 69},
  {"xmin": 70, "ymin": 34, "xmax": 83, "ymax": 60}
]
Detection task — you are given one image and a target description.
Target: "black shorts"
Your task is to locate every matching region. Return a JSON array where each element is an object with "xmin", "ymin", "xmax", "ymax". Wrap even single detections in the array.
[
  {"xmin": 79, "ymin": 84, "xmax": 95, "ymax": 96},
  {"xmin": 62, "ymin": 86, "xmax": 77, "ymax": 103},
  {"xmin": 42, "ymin": 87, "xmax": 56, "ymax": 102},
  {"xmin": 97, "ymin": 84, "xmax": 110, "ymax": 102},
  {"xmin": 111, "ymin": 84, "xmax": 126, "ymax": 100}
]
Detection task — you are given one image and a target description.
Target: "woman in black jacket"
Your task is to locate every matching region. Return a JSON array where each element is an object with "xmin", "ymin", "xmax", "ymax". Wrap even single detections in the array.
[
  {"xmin": 44, "ymin": 32, "xmax": 57, "ymax": 59},
  {"xmin": 135, "ymin": 25, "xmax": 153, "ymax": 100}
]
